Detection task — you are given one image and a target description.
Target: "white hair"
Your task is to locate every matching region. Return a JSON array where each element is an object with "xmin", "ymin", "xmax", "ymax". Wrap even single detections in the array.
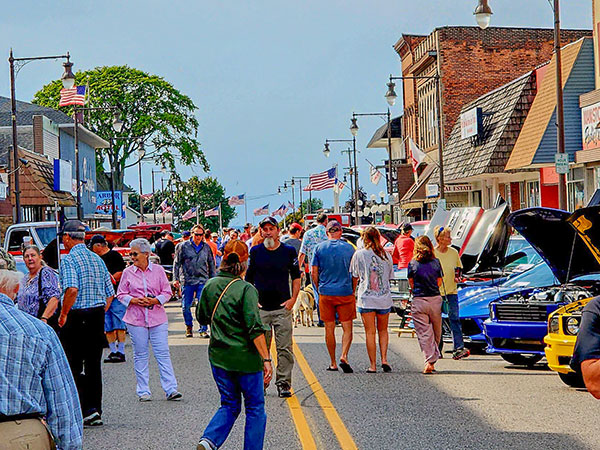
[
  {"xmin": 0, "ymin": 270, "xmax": 24, "ymax": 295},
  {"xmin": 130, "ymin": 238, "xmax": 152, "ymax": 254}
]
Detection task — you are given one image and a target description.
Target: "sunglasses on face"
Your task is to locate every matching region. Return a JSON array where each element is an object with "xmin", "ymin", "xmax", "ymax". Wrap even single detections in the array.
[
  {"xmin": 194, "ymin": 233, "xmax": 204, "ymax": 237},
  {"xmin": 329, "ymin": 228, "xmax": 341, "ymax": 233}
]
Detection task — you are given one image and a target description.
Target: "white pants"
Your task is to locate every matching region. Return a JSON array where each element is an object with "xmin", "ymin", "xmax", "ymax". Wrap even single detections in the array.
[{"xmin": 127, "ymin": 322, "xmax": 178, "ymax": 397}]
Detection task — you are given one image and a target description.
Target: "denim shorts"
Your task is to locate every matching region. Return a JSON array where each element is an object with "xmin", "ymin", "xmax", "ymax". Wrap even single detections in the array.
[
  {"xmin": 357, "ymin": 307, "xmax": 392, "ymax": 315},
  {"xmin": 105, "ymin": 300, "xmax": 127, "ymax": 331}
]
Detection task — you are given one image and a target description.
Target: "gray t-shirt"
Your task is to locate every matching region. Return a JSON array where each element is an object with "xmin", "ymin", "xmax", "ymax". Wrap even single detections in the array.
[
  {"xmin": 350, "ymin": 248, "xmax": 394, "ymax": 310},
  {"xmin": 281, "ymin": 236, "xmax": 301, "ymax": 255}
]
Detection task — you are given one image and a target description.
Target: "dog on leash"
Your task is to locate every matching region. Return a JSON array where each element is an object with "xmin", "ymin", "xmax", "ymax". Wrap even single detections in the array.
[{"xmin": 293, "ymin": 285, "xmax": 315, "ymax": 327}]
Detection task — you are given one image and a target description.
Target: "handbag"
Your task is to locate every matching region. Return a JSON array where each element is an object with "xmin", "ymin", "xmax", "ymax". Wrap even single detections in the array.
[{"xmin": 36, "ymin": 267, "xmax": 60, "ymax": 330}]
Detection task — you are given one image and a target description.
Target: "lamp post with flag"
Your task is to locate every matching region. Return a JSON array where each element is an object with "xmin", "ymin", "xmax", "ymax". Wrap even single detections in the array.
[
  {"xmin": 9, "ymin": 50, "xmax": 74, "ymax": 223},
  {"xmin": 324, "ymin": 138, "xmax": 357, "ymax": 223}
]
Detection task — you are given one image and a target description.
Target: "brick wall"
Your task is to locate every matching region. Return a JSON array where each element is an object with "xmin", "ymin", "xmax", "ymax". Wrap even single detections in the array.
[
  {"xmin": 32, "ymin": 115, "xmax": 43, "ymax": 154},
  {"xmin": 396, "ymin": 164, "xmax": 414, "ymax": 199}
]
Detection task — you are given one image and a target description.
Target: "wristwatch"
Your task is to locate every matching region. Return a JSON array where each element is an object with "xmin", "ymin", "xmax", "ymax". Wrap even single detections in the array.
[{"xmin": 263, "ymin": 358, "xmax": 272, "ymax": 362}]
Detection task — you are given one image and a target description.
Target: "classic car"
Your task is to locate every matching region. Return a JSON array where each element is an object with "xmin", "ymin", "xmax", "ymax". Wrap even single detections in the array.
[{"xmin": 483, "ymin": 207, "xmax": 600, "ymax": 366}]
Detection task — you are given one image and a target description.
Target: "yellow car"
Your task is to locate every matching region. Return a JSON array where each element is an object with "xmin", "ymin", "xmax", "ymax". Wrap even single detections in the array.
[{"xmin": 544, "ymin": 298, "xmax": 589, "ymax": 388}]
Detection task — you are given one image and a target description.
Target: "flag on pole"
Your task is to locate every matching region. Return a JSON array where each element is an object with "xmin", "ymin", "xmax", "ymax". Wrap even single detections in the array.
[
  {"xmin": 182, "ymin": 207, "xmax": 197, "ymax": 221},
  {"xmin": 370, "ymin": 165, "xmax": 383, "ymax": 185},
  {"xmin": 272, "ymin": 204, "xmax": 288, "ymax": 217},
  {"xmin": 333, "ymin": 179, "xmax": 346, "ymax": 194},
  {"xmin": 159, "ymin": 198, "xmax": 169, "ymax": 212},
  {"xmin": 59, "ymin": 86, "xmax": 86, "ymax": 106},
  {"xmin": 253, "ymin": 204, "xmax": 269, "ymax": 216},
  {"xmin": 305, "ymin": 167, "xmax": 337, "ymax": 191},
  {"xmin": 228, "ymin": 194, "xmax": 245, "ymax": 206},
  {"xmin": 287, "ymin": 201, "xmax": 295, "ymax": 210},
  {"xmin": 204, "ymin": 206, "xmax": 220, "ymax": 217},
  {"xmin": 408, "ymin": 137, "xmax": 427, "ymax": 172},
  {"xmin": 140, "ymin": 193, "xmax": 153, "ymax": 202}
]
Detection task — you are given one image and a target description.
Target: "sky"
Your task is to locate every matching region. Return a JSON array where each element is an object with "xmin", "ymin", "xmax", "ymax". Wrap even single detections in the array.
[{"xmin": 0, "ymin": 0, "xmax": 594, "ymax": 226}]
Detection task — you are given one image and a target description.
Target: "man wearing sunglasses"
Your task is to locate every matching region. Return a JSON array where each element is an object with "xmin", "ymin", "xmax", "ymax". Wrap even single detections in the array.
[{"xmin": 173, "ymin": 224, "xmax": 216, "ymax": 337}]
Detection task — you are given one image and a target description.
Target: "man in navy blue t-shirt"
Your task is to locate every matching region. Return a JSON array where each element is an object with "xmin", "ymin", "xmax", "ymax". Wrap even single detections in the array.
[{"xmin": 311, "ymin": 220, "xmax": 356, "ymax": 373}]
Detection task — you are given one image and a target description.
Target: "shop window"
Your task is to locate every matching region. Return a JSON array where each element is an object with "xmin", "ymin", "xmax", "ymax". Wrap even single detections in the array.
[
  {"xmin": 567, "ymin": 167, "xmax": 585, "ymax": 211},
  {"xmin": 526, "ymin": 181, "xmax": 540, "ymax": 207},
  {"xmin": 519, "ymin": 181, "xmax": 527, "ymax": 209}
]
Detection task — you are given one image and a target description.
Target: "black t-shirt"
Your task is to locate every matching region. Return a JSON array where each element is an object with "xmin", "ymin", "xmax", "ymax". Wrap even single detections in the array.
[
  {"xmin": 407, "ymin": 258, "xmax": 443, "ymax": 297},
  {"xmin": 245, "ymin": 243, "xmax": 301, "ymax": 311},
  {"xmin": 571, "ymin": 296, "xmax": 600, "ymax": 372},
  {"xmin": 101, "ymin": 249, "xmax": 126, "ymax": 287},
  {"xmin": 155, "ymin": 239, "xmax": 176, "ymax": 266}
]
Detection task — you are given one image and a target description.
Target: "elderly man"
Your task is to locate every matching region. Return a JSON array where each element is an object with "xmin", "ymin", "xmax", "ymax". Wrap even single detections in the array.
[
  {"xmin": 173, "ymin": 223, "xmax": 216, "ymax": 337},
  {"xmin": 59, "ymin": 220, "xmax": 115, "ymax": 427},
  {"xmin": 0, "ymin": 269, "xmax": 83, "ymax": 449}
]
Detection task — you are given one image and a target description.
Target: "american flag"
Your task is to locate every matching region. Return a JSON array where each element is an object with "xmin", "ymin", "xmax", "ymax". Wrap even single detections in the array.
[
  {"xmin": 59, "ymin": 86, "xmax": 86, "ymax": 106},
  {"xmin": 305, "ymin": 167, "xmax": 337, "ymax": 191},
  {"xmin": 228, "ymin": 194, "xmax": 245, "ymax": 206},
  {"xmin": 287, "ymin": 201, "xmax": 295, "ymax": 210},
  {"xmin": 182, "ymin": 207, "xmax": 197, "ymax": 220},
  {"xmin": 333, "ymin": 179, "xmax": 345, "ymax": 194},
  {"xmin": 159, "ymin": 198, "xmax": 169, "ymax": 211},
  {"xmin": 140, "ymin": 193, "xmax": 153, "ymax": 201},
  {"xmin": 204, "ymin": 206, "xmax": 219, "ymax": 217},
  {"xmin": 272, "ymin": 203, "xmax": 288, "ymax": 217},
  {"xmin": 253, "ymin": 204, "xmax": 269, "ymax": 216}
]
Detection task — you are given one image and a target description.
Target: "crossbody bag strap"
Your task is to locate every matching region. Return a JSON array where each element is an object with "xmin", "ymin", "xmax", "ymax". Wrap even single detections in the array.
[{"xmin": 211, "ymin": 278, "xmax": 241, "ymax": 322}]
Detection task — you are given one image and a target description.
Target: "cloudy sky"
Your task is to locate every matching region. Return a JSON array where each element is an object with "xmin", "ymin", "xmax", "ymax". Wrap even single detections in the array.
[{"xmin": 0, "ymin": 0, "xmax": 593, "ymax": 225}]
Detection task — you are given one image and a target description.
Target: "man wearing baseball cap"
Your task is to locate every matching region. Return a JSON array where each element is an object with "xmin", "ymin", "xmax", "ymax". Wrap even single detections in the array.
[
  {"xmin": 281, "ymin": 222, "xmax": 302, "ymax": 255},
  {"xmin": 246, "ymin": 216, "xmax": 301, "ymax": 398}
]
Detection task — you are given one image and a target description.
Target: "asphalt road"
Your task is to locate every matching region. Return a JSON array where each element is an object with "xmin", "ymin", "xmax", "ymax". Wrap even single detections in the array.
[{"xmin": 84, "ymin": 302, "xmax": 599, "ymax": 450}]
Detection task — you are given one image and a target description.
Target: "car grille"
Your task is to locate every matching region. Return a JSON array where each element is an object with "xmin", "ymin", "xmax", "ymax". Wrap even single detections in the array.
[
  {"xmin": 495, "ymin": 303, "xmax": 548, "ymax": 322},
  {"xmin": 491, "ymin": 338, "xmax": 544, "ymax": 351}
]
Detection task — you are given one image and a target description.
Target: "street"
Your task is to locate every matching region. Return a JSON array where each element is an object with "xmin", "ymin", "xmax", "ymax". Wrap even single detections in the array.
[{"xmin": 85, "ymin": 301, "xmax": 599, "ymax": 450}]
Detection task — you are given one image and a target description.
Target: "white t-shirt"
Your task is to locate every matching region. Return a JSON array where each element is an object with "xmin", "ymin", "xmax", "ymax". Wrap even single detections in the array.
[{"xmin": 350, "ymin": 248, "xmax": 394, "ymax": 310}]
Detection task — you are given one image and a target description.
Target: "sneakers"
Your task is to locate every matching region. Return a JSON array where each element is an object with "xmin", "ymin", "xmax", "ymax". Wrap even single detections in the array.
[
  {"xmin": 277, "ymin": 383, "xmax": 292, "ymax": 398},
  {"xmin": 453, "ymin": 348, "xmax": 471, "ymax": 360},
  {"xmin": 199, "ymin": 331, "xmax": 210, "ymax": 339},
  {"xmin": 104, "ymin": 352, "xmax": 126, "ymax": 363},
  {"xmin": 139, "ymin": 394, "xmax": 152, "ymax": 402},
  {"xmin": 83, "ymin": 411, "xmax": 103, "ymax": 426},
  {"xmin": 167, "ymin": 391, "xmax": 183, "ymax": 401},
  {"xmin": 185, "ymin": 326, "xmax": 193, "ymax": 338},
  {"xmin": 197, "ymin": 440, "xmax": 214, "ymax": 450}
]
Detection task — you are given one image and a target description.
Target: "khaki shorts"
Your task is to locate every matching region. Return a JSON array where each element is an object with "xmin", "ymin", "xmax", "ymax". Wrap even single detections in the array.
[{"xmin": 320, "ymin": 295, "xmax": 356, "ymax": 323}]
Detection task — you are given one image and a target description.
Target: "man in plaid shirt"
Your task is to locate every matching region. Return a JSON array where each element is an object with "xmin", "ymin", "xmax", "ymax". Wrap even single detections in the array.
[
  {"xmin": 58, "ymin": 220, "xmax": 115, "ymax": 427},
  {"xmin": 0, "ymin": 269, "xmax": 82, "ymax": 449}
]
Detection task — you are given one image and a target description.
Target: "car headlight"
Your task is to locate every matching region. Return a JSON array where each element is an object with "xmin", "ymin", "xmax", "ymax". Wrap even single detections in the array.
[
  {"xmin": 565, "ymin": 316, "xmax": 581, "ymax": 336},
  {"xmin": 549, "ymin": 316, "xmax": 559, "ymax": 334}
]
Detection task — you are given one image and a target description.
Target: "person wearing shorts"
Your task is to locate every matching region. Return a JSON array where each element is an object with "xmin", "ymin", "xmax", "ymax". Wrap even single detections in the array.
[{"xmin": 311, "ymin": 220, "xmax": 356, "ymax": 373}]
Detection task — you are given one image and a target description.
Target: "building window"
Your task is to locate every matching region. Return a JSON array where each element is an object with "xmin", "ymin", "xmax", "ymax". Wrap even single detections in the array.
[
  {"xmin": 567, "ymin": 167, "xmax": 585, "ymax": 211},
  {"xmin": 526, "ymin": 181, "xmax": 540, "ymax": 207}
]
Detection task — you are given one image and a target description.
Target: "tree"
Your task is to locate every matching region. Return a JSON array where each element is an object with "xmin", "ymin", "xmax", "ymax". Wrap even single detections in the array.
[
  {"xmin": 282, "ymin": 198, "xmax": 324, "ymax": 225},
  {"xmin": 32, "ymin": 66, "xmax": 207, "ymax": 188},
  {"xmin": 172, "ymin": 176, "xmax": 235, "ymax": 231}
]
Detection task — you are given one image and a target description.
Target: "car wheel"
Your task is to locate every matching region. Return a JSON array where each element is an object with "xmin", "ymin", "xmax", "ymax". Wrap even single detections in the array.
[
  {"xmin": 500, "ymin": 353, "xmax": 543, "ymax": 366},
  {"xmin": 558, "ymin": 371, "xmax": 586, "ymax": 389}
]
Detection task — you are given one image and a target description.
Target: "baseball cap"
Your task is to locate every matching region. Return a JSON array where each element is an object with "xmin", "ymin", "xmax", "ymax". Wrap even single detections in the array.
[
  {"xmin": 60, "ymin": 220, "xmax": 86, "ymax": 234},
  {"xmin": 326, "ymin": 220, "xmax": 342, "ymax": 232},
  {"xmin": 402, "ymin": 223, "xmax": 413, "ymax": 232},
  {"xmin": 89, "ymin": 234, "xmax": 107, "ymax": 246},
  {"xmin": 223, "ymin": 239, "xmax": 249, "ymax": 263},
  {"xmin": 259, "ymin": 216, "xmax": 279, "ymax": 228},
  {"xmin": 290, "ymin": 222, "xmax": 303, "ymax": 233},
  {"xmin": 182, "ymin": 231, "xmax": 191, "ymax": 238}
]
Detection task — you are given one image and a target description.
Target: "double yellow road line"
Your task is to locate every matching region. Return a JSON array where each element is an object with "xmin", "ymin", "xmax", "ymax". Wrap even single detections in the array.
[{"xmin": 272, "ymin": 340, "xmax": 357, "ymax": 450}]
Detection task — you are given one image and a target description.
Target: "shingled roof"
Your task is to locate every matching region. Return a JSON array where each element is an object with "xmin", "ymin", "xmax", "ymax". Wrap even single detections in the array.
[
  {"xmin": 442, "ymin": 70, "xmax": 537, "ymax": 182},
  {"xmin": 0, "ymin": 96, "xmax": 72, "ymax": 126}
]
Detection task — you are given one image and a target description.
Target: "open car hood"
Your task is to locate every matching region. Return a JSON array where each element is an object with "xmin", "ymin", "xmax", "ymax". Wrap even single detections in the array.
[{"xmin": 508, "ymin": 207, "xmax": 600, "ymax": 284}]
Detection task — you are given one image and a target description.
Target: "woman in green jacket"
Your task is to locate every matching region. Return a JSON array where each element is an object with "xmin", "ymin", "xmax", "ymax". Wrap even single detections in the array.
[{"xmin": 196, "ymin": 239, "xmax": 272, "ymax": 450}]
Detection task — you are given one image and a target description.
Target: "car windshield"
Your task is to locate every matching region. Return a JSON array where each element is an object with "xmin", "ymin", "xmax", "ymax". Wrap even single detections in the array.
[
  {"xmin": 34, "ymin": 226, "xmax": 58, "ymax": 247},
  {"xmin": 504, "ymin": 236, "xmax": 542, "ymax": 273},
  {"xmin": 501, "ymin": 262, "xmax": 557, "ymax": 289}
]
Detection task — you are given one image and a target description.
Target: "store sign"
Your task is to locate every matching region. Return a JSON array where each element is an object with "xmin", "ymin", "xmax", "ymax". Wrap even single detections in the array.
[
  {"xmin": 426, "ymin": 183, "xmax": 439, "ymax": 198},
  {"xmin": 53, "ymin": 159, "xmax": 73, "ymax": 193},
  {"xmin": 445, "ymin": 184, "xmax": 472, "ymax": 193},
  {"xmin": 582, "ymin": 101, "xmax": 600, "ymax": 151},
  {"xmin": 460, "ymin": 107, "xmax": 482, "ymax": 139},
  {"xmin": 95, "ymin": 191, "xmax": 123, "ymax": 217},
  {"xmin": 555, "ymin": 153, "xmax": 569, "ymax": 174},
  {"xmin": 0, "ymin": 182, "xmax": 7, "ymax": 200}
]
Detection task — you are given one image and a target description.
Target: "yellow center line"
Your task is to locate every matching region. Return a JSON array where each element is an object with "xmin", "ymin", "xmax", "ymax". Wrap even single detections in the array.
[
  {"xmin": 271, "ymin": 343, "xmax": 317, "ymax": 450},
  {"xmin": 293, "ymin": 340, "xmax": 358, "ymax": 450}
]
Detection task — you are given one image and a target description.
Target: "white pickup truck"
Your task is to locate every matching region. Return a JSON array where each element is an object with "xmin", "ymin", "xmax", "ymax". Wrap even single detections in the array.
[{"xmin": 3, "ymin": 221, "xmax": 60, "ymax": 256}]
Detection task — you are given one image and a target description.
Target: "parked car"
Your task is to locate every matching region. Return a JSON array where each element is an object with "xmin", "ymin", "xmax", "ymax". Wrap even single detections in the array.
[
  {"xmin": 4, "ymin": 222, "xmax": 61, "ymax": 255},
  {"xmin": 483, "ymin": 207, "xmax": 600, "ymax": 366}
]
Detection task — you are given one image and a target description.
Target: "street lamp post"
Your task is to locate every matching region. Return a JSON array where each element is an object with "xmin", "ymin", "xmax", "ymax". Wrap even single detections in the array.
[
  {"xmin": 137, "ymin": 141, "xmax": 145, "ymax": 222},
  {"xmin": 474, "ymin": 0, "xmax": 567, "ymax": 210},
  {"xmin": 324, "ymin": 139, "xmax": 357, "ymax": 223},
  {"xmin": 151, "ymin": 167, "xmax": 166, "ymax": 224},
  {"xmin": 8, "ymin": 50, "xmax": 74, "ymax": 223}
]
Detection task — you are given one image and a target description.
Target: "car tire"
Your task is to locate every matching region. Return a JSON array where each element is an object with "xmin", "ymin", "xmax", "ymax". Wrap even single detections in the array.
[
  {"xmin": 500, "ymin": 353, "xmax": 543, "ymax": 366},
  {"xmin": 558, "ymin": 371, "xmax": 586, "ymax": 389}
]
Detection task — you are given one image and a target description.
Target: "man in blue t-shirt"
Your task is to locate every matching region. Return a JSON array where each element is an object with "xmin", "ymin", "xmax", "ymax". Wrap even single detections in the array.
[{"xmin": 311, "ymin": 220, "xmax": 356, "ymax": 373}]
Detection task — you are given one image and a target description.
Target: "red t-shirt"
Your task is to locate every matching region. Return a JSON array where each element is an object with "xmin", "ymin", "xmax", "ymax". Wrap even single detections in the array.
[{"xmin": 393, "ymin": 235, "xmax": 414, "ymax": 269}]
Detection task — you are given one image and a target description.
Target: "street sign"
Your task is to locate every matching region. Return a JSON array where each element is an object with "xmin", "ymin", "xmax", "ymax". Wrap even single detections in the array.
[
  {"xmin": 426, "ymin": 183, "xmax": 439, "ymax": 198},
  {"xmin": 555, "ymin": 153, "xmax": 569, "ymax": 174}
]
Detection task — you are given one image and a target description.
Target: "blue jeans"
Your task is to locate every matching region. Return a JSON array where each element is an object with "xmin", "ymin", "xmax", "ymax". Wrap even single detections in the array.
[
  {"xmin": 183, "ymin": 283, "xmax": 205, "ymax": 329},
  {"xmin": 445, "ymin": 294, "xmax": 464, "ymax": 350},
  {"xmin": 202, "ymin": 365, "xmax": 266, "ymax": 450}
]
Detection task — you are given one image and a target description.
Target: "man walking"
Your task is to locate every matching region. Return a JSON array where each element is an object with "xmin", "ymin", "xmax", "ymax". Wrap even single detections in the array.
[
  {"xmin": 173, "ymin": 224, "xmax": 216, "ymax": 337},
  {"xmin": 155, "ymin": 230, "xmax": 176, "ymax": 266},
  {"xmin": 311, "ymin": 220, "xmax": 356, "ymax": 373},
  {"xmin": 0, "ymin": 269, "xmax": 83, "ymax": 449},
  {"xmin": 299, "ymin": 213, "xmax": 328, "ymax": 326},
  {"xmin": 281, "ymin": 223, "xmax": 303, "ymax": 255},
  {"xmin": 246, "ymin": 216, "xmax": 301, "ymax": 398},
  {"xmin": 91, "ymin": 234, "xmax": 127, "ymax": 363},
  {"xmin": 393, "ymin": 223, "xmax": 414, "ymax": 270},
  {"xmin": 58, "ymin": 220, "xmax": 115, "ymax": 427}
]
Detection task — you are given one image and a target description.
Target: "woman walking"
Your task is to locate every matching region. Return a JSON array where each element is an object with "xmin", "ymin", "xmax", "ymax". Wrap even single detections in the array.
[
  {"xmin": 350, "ymin": 227, "xmax": 394, "ymax": 373},
  {"xmin": 196, "ymin": 240, "xmax": 272, "ymax": 450},
  {"xmin": 16, "ymin": 245, "xmax": 60, "ymax": 331},
  {"xmin": 407, "ymin": 236, "xmax": 444, "ymax": 374},
  {"xmin": 434, "ymin": 226, "xmax": 470, "ymax": 360},
  {"xmin": 117, "ymin": 238, "xmax": 182, "ymax": 401}
]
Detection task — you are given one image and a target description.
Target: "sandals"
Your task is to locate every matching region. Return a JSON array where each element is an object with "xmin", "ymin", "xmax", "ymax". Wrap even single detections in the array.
[
  {"xmin": 366, "ymin": 369, "xmax": 377, "ymax": 373},
  {"xmin": 381, "ymin": 364, "xmax": 392, "ymax": 373},
  {"xmin": 326, "ymin": 366, "xmax": 339, "ymax": 371},
  {"xmin": 339, "ymin": 360, "xmax": 354, "ymax": 373}
]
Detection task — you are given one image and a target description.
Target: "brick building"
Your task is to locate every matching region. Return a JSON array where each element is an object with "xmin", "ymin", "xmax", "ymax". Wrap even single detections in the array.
[{"xmin": 394, "ymin": 26, "xmax": 592, "ymax": 217}]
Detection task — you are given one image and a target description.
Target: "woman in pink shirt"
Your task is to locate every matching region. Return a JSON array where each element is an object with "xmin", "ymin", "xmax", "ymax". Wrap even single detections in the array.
[{"xmin": 117, "ymin": 238, "xmax": 182, "ymax": 402}]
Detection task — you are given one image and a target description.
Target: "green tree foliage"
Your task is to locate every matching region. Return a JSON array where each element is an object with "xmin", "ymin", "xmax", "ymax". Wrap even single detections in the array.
[
  {"xmin": 172, "ymin": 176, "xmax": 235, "ymax": 232},
  {"xmin": 32, "ymin": 66, "xmax": 207, "ymax": 188},
  {"xmin": 282, "ymin": 198, "xmax": 324, "ymax": 226}
]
